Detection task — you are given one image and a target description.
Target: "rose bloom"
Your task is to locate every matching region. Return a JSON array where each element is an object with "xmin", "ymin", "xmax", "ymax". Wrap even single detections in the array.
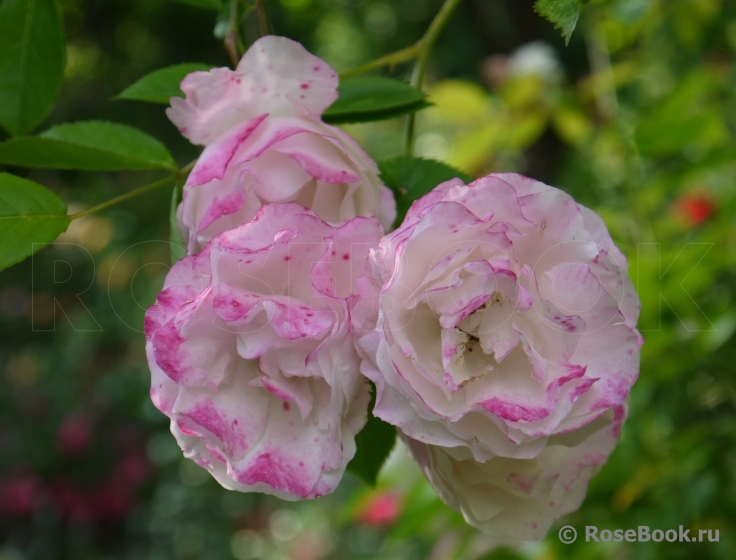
[
  {"xmin": 168, "ymin": 35, "xmax": 395, "ymax": 253},
  {"xmin": 358, "ymin": 173, "xmax": 642, "ymax": 533},
  {"xmin": 145, "ymin": 203, "xmax": 382, "ymax": 500},
  {"xmin": 404, "ymin": 405, "xmax": 626, "ymax": 540}
]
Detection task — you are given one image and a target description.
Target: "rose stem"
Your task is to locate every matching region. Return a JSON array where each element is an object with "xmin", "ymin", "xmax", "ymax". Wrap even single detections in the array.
[{"xmin": 68, "ymin": 160, "xmax": 197, "ymax": 221}]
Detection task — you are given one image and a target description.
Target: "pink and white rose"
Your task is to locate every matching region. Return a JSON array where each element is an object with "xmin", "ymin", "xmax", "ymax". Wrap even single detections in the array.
[
  {"xmin": 359, "ymin": 173, "xmax": 642, "ymax": 461},
  {"xmin": 167, "ymin": 35, "xmax": 395, "ymax": 254},
  {"xmin": 145, "ymin": 203, "xmax": 383, "ymax": 500},
  {"xmin": 404, "ymin": 405, "xmax": 627, "ymax": 540}
]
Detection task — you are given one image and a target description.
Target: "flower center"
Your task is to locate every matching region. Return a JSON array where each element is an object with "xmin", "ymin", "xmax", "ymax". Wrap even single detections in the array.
[{"xmin": 445, "ymin": 293, "xmax": 510, "ymax": 389}]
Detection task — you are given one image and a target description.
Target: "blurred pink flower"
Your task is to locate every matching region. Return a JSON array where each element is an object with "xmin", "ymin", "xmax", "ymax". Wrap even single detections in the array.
[
  {"xmin": 357, "ymin": 490, "xmax": 402, "ymax": 526},
  {"xmin": 50, "ymin": 481, "xmax": 93, "ymax": 522},
  {"xmin": 0, "ymin": 473, "xmax": 40, "ymax": 516},
  {"xmin": 57, "ymin": 413, "xmax": 92, "ymax": 456},
  {"xmin": 673, "ymin": 192, "xmax": 715, "ymax": 226}
]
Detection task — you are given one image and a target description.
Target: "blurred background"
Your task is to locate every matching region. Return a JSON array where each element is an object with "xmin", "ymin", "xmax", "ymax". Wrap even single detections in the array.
[{"xmin": 1, "ymin": 0, "xmax": 736, "ymax": 558}]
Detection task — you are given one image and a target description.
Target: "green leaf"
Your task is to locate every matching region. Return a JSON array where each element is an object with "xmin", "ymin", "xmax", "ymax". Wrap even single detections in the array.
[
  {"xmin": 634, "ymin": 74, "xmax": 728, "ymax": 157},
  {"xmin": 534, "ymin": 0, "xmax": 588, "ymax": 45},
  {"xmin": 0, "ymin": 0, "xmax": 66, "ymax": 135},
  {"xmin": 172, "ymin": 0, "xmax": 222, "ymax": 9},
  {"xmin": 117, "ymin": 63, "xmax": 212, "ymax": 104},
  {"xmin": 0, "ymin": 173, "xmax": 69, "ymax": 271},
  {"xmin": 323, "ymin": 76, "xmax": 429, "ymax": 125},
  {"xmin": 170, "ymin": 184, "xmax": 187, "ymax": 264},
  {"xmin": 347, "ymin": 382, "xmax": 397, "ymax": 486},
  {"xmin": 0, "ymin": 121, "xmax": 177, "ymax": 171},
  {"xmin": 324, "ymin": 100, "xmax": 433, "ymax": 125},
  {"xmin": 378, "ymin": 156, "xmax": 473, "ymax": 227}
]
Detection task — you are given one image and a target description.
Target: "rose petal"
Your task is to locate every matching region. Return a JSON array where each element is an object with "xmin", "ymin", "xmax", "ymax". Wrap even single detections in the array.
[{"xmin": 167, "ymin": 36, "xmax": 338, "ymax": 146}]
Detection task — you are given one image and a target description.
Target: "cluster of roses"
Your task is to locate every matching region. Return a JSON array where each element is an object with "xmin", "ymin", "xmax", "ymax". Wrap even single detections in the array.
[{"xmin": 145, "ymin": 36, "xmax": 642, "ymax": 541}]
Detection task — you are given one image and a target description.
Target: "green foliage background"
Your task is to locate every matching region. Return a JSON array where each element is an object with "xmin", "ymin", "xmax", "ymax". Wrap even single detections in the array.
[{"xmin": 1, "ymin": 0, "xmax": 735, "ymax": 559}]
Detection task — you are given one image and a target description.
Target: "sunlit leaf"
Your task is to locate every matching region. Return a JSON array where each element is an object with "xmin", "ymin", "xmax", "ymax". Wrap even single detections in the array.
[
  {"xmin": 116, "ymin": 63, "xmax": 212, "ymax": 104},
  {"xmin": 323, "ymin": 76, "xmax": 429, "ymax": 124},
  {"xmin": 634, "ymin": 74, "xmax": 728, "ymax": 157},
  {"xmin": 0, "ymin": 0, "xmax": 65, "ymax": 135},
  {"xmin": 0, "ymin": 173, "xmax": 69, "ymax": 271},
  {"xmin": 0, "ymin": 121, "xmax": 177, "ymax": 171},
  {"xmin": 378, "ymin": 155, "xmax": 472, "ymax": 227}
]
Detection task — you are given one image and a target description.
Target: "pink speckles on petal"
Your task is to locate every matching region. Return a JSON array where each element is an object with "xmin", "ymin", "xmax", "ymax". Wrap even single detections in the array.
[
  {"xmin": 181, "ymin": 400, "xmax": 250, "ymax": 459},
  {"xmin": 284, "ymin": 152, "xmax": 359, "ymax": 185},
  {"xmin": 611, "ymin": 405, "xmax": 626, "ymax": 437},
  {"xmin": 205, "ymin": 445, "xmax": 228, "ymax": 464},
  {"xmin": 176, "ymin": 420, "xmax": 199, "ymax": 437},
  {"xmin": 262, "ymin": 378, "xmax": 296, "ymax": 403},
  {"xmin": 188, "ymin": 114, "xmax": 268, "ymax": 187},
  {"xmin": 506, "ymin": 472, "xmax": 535, "ymax": 495},
  {"xmin": 172, "ymin": 43, "xmax": 384, "ymax": 252},
  {"xmin": 478, "ymin": 398, "xmax": 552, "ymax": 422},
  {"xmin": 237, "ymin": 452, "xmax": 312, "ymax": 498},
  {"xmin": 186, "ymin": 401, "xmax": 228, "ymax": 442},
  {"xmin": 145, "ymin": 203, "xmax": 375, "ymax": 501},
  {"xmin": 568, "ymin": 377, "xmax": 598, "ymax": 402},
  {"xmin": 197, "ymin": 188, "xmax": 247, "ymax": 233},
  {"xmin": 152, "ymin": 321, "xmax": 187, "ymax": 382}
]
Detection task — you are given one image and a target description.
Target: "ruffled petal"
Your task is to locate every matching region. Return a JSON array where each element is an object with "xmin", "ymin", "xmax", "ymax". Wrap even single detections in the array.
[
  {"xmin": 404, "ymin": 404, "xmax": 626, "ymax": 540},
  {"xmin": 167, "ymin": 36, "xmax": 338, "ymax": 146},
  {"xmin": 145, "ymin": 204, "xmax": 381, "ymax": 500}
]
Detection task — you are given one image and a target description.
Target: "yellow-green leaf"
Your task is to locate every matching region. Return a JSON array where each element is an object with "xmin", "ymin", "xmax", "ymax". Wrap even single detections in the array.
[{"xmin": 0, "ymin": 173, "xmax": 69, "ymax": 271}]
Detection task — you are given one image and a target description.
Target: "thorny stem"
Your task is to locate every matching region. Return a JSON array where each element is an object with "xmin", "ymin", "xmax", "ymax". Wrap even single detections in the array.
[
  {"xmin": 68, "ymin": 160, "xmax": 196, "ymax": 221},
  {"xmin": 404, "ymin": 0, "xmax": 464, "ymax": 154}
]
